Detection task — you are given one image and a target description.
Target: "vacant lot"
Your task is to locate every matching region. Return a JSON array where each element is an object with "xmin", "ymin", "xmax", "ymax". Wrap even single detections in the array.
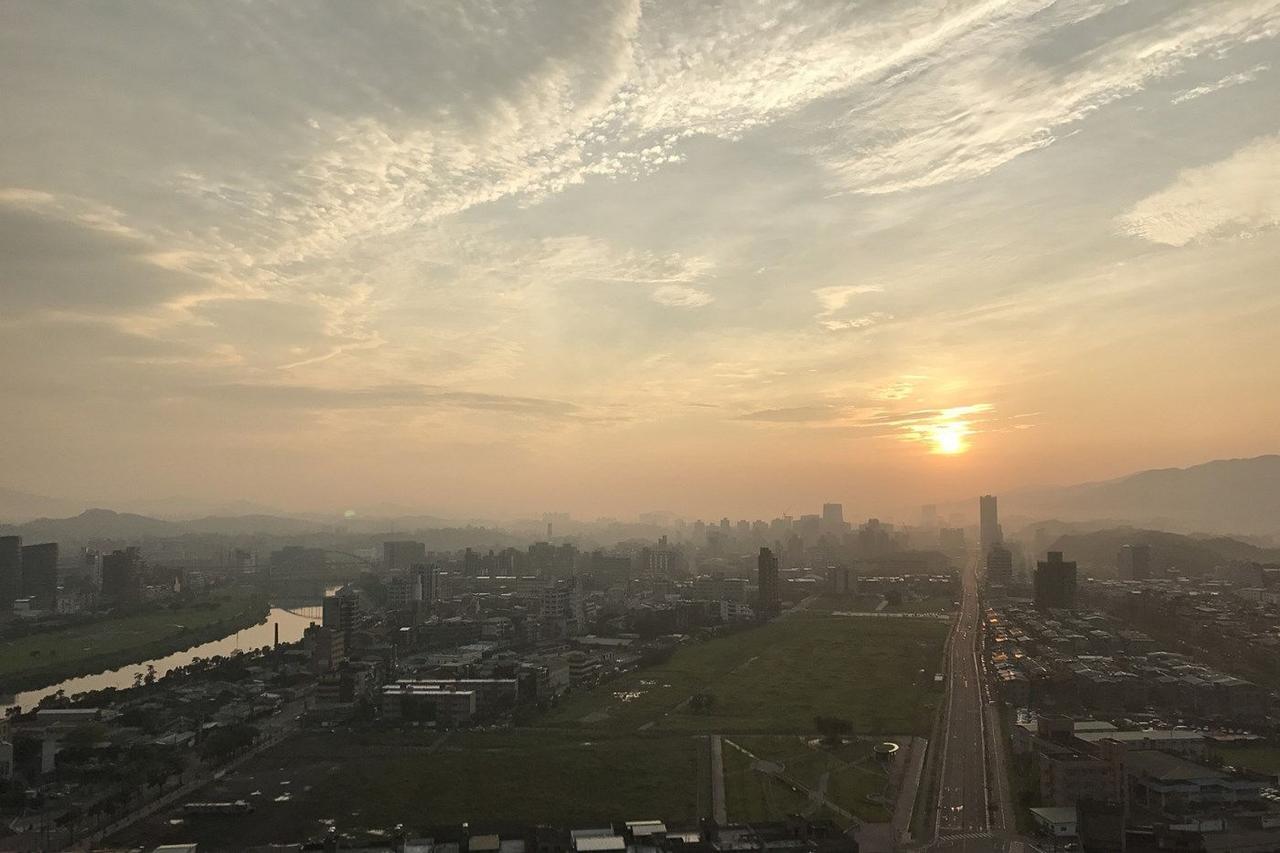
[
  {"xmin": 724, "ymin": 736, "xmax": 892, "ymax": 825},
  {"xmin": 113, "ymin": 730, "xmax": 702, "ymax": 851},
  {"xmin": 1216, "ymin": 742, "xmax": 1280, "ymax": 776},
  {"xmin": 723, "ymin": 738, "xmax": 813, "ymax": 824},
  {"xmin": 809, "ymin": 594, "xmax": 957, "ymax": 615},
  {"xmin": 542, "ymin": 614, "xmax": 948, "ymax": 735},
  {"xmin": 0, "ymin": 592, "xmax": 266, "ymax": 684}
]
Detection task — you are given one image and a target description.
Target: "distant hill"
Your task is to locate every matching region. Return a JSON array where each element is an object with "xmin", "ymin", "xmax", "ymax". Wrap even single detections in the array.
[
  {"xmin": 2, "ymin": 508, "xmax": 177, "ymax": 542},
  {"xmin": 1008, "ymin": 455, "xmax": 1280, "ymax": 537},
  {"xmin": 178, "ymin": 514, "xmax": 326, "ymax": 536},
  {"xmin": 0, "ymin": 508, "xmax": 326, "ymax": 543},
  {"xmin": 1047, "ymin": 526, "xmax": 1280, "ymax": 578}
]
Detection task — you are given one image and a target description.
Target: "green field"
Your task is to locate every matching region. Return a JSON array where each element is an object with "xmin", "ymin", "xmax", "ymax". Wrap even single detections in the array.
[
  {"xmin": 542, "ymin": 614, "xmax": 948, "ymax": 735},
  {"xmin": 1216, "ymin": 742, "xmax": 1280, "ymax": 776},
  {"xmin": 0, "ymin": 592, "xmax": 266, "ymax": 685},
  {"xmin": 113, "ymin": 613, "xmax": 944, "ymax": 849},
  {"xmin": 723, "ymin": 736, "xmax": 891, "ymax": 825},
  {"xmin": 116, "ymin": 730, "xmax": 702, "ymax": 850},
  {"xmin": 723, "ymin": 738, "xmax": 812, "ymax": 823},
  {"xmin": 808, "ymin": 594, "xmax": 957, "ymax": 615}
]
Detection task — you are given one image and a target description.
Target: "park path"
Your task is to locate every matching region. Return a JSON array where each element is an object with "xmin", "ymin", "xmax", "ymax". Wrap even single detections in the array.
[
  {"xmin": 722, "ymin": 737, "xmax": 862, "ymax": 826},
  {"xmin": 710, "ymin": 735, "xmax": 727, "ymax": 823}
]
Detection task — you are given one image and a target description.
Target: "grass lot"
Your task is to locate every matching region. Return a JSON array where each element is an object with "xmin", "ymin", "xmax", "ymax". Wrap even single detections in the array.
[
  {"xmin": 723, "ymin": 739, "xmax": 812, "ymax": 823},
  {"xmin": 0, "ymin": 591, "xmax": 266, "ymax": 684},
  {"xmin": 883, "ymin": 596, "xmax": 957, "ymax": 614},
  {"xmin": 808, "ymin": 594, "xmax": 958, "ymax": 615},
  {"xmin": 724, "ymin": 736, "xmax": 891, "ymax": 825},
  {"xmin": 114, "ymin": 730, "xmax": 701, "ymax": 851},
  {"xmin": 1215, "ymin": 742, "xmax": 1280, "ymax": 776},
  {"xmin": 541, "ymin": 615, "xmax": 948, "ymax": 735}
]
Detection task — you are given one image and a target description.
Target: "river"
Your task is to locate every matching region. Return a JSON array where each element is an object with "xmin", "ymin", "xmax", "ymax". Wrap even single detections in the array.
[{"xmin": 6, "ymin": 606, "xmax": 321, "ymax": 713}]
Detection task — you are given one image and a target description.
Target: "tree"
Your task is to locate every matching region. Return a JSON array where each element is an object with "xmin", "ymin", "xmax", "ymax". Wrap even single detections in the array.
[
  {"xmin": 200, "ymin": 724, "xmax": 258, "ymax": 761},
  {"xmin": 689, "ymin": 693, "xmax": 717, "ymax": 712}
]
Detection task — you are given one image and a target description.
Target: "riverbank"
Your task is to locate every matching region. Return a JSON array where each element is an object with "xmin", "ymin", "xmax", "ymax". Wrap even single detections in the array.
[{"xmin": 0, "ymin": 592, "xmax": 269, "ymax": 695}]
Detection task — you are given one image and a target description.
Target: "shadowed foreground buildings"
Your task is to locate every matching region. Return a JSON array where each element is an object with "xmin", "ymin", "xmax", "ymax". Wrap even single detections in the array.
[
  {"xmin": 757, "ymin": 547, "xmax": 781, "ymax": 619},
  {"xmin": 0, "ymin": 536, "xmax": 20, "ymax": 610},
  {"xmin": 1035, "ymin": 550, "xmax": 1078, "ymax": 610},
  {"xmin": 986, "ymin": 542, "xmax": 1013, "ymax": 587},
  {"xmin": 19, "ymin": 542, "xmax": 57, "ymax": 612},
  {"xmin": 979, "ymin": 494, "xmax": 1002, "ymax": 552}
]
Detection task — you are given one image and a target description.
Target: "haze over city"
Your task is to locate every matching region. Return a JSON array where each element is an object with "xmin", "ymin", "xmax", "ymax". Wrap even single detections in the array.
[
  {"xmin": 3, "ymin": 1, "xmax": 1278, "ymax": 520},
  {"xmin": 7, "ymin": 5, "xmax": 1280, "ymax": 853}
]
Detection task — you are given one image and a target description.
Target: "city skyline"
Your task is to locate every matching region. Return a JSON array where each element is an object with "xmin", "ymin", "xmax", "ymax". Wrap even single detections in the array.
[{"xmin": 3, "ymin": 1, "xmax": 1279, "ymax": 519}]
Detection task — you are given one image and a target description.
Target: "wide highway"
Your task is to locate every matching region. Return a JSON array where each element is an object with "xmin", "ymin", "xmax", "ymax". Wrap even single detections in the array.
[{"xmin": 929, "ymin": 554, "xmax": 1023, "ymax": 852}]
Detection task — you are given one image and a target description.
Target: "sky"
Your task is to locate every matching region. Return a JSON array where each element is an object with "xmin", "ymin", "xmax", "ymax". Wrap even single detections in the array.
[{"xmin": 2, "ymin": 0, "xmax": 1278, "ymax": 521}]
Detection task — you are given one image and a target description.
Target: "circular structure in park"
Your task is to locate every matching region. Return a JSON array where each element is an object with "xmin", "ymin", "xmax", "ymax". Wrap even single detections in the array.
[{"xmin": 873, "ymin": 741, "xmax": 900, "ymax": 762}]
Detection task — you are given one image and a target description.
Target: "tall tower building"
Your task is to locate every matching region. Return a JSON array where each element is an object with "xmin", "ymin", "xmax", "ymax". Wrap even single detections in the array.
[
  {"xmin": 101, "ymin": 547, "xmax": 142, "ymax": 604},
  {"xmin": 1117, "ymin": 544, "xmax": 1151, "ymax": 581},
  {"xmin": 979, "ymin": 495, "xmax": 1002, "ymax": 551},
  {"xmin": 757, "ymin": 547, "xmax": 781, "ymax": 619},
  {"xmin": 20, "ymin": 542, "xmax": 58, "ymax": 611},
  {"xmin": 821, "ymin": 503, "xmax": 845, "ymax": 533},
  {"xmin": 383, "ymin": 540, "xmax": 426, "ymax": 573},
  {"xmin": 986, "ymin": 543, "xmax": 1013, "ymax": 587},
  {"xmin": 0, "ymin": 535, "xmax": 21, "ymax": 610},
  {"xmin": 1034, "ymin": 551, "xmax": 1078, "ymax": 610}
]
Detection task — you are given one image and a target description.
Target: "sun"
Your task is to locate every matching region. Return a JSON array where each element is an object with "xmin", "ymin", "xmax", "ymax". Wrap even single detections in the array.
[{"xmin": 930, "ymin": 422, "xmax": 968, "ymax": 455}]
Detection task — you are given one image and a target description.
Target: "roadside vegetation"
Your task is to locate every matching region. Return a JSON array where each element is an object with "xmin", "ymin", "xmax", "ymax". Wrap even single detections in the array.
[{"xmin": 0, "ymin": 590, "xmax": 267, "ymax": 691}]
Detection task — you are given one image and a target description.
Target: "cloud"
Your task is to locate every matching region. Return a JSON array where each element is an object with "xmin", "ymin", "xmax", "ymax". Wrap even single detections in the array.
[
  {"xmin": 193, "ymin": 383, "xmax": 582, "ymax": 419},
  {"xmin": 814, "ymin": 0, "xmax": 1280, "ymax": 195},
  {"xmin": 735, "ymin": 405, "xmax": 847, "ymax": 423},
  {"xmin": 813, "ymin": 285, "xmax": 885, "ymax": 315},
  {"xmin": 820, "ymin": 312, "xmax": 894, "ymax": 332},
  {"xmin": 1171, "ymin": 63, "xmax": 1270, "ymax": 104},
  {"xmin": 1117, "ymin": 133, "xmax": 1280, "ymax": 246},
  {"xmin": 651, "ymin": 284, "xmax": 713, "ymax": 308},
  {"xmin": 0, "ymin": 202, "xmax": 212, "ymax": 316}
]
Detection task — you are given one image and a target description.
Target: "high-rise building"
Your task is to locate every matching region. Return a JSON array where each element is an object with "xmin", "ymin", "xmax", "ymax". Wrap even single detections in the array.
[
  {"xmin": 20, "ymin": 542, "xmax": 58, "ymax": 610},
  {"xmin": 540, "ymin": 578, "xmax": 585, "ymax": 637},
  {"xmin": 920, "ymin": 504, "xmax": 938, "ymax": 529},
  {"xmin": 979, "ymin": 495, "xmax": 1002, "ymax": 551},
  {"xmin": 757, "ymin": 547, "xmax": 781, "ymax": 619},
  {"xmin": 0, "ymin": 535, "xmax": 21, "ymax": 610},
  {"xmin": 383, "ymin": 540, "xmax": 426, "ymax": 573},
  {"xmin": 821, "ymin": 503, "xmax": 845, "ymax": 535},
  {"xmin": 1117, "ymin": 544, "xmax": 1151, "ymax": 581},
  {"xmin": 101, "ymin": 546, "xmax": 142, "ymax": 604},
  {"xmin": 858, "ymin": 518, "xmax": 893, "ymax": 556},
  {"xmin": 939, "ymin": 527, "xmax": 966, "ymax": 553},
  {"xmin": 796, "ymin": 514, "xmax": 821, "ymax": 544},
  {"xmin": 986, "ymin": 543, "xmax": 1013, "ymax": 587},
  {"xmin": 323, "ymin": 587, "xmax": 360, "ymax": 636},
  {"xmin": 828, "ymin": 565, "xmax": 856, "ymax": 595},
  {"xmin": 1034, "ymin": 551, "xmax": 1077, "ymax": 610}
]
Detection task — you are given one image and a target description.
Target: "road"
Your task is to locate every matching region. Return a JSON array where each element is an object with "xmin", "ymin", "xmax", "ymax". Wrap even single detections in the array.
[{"xmin": 928, "ymin": 555, "xmax": 1017, "ymax": 852}]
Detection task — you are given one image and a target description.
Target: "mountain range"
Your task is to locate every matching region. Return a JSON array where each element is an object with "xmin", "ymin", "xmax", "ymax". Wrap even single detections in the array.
[
  {"xmin": 2, "ymin": 453, "xmax": 1277, "ymax": 541},
  {"xmin": 1044, "ymin": 526, "xmax": 1280, "ymax": 577},
  {"xmin": 1003, "ymin": 454, "xmax": 1280, "ymax": 538}
]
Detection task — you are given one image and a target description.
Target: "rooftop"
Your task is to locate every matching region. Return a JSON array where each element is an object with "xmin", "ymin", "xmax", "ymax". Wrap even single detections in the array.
[
  {"xmin": 1126, "ymin": 750, "xmax": 1226, "ymax": 783},
  {"xmin": 1075, "ymin": 729, "xmax": 1205, "ymax": 744}
]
